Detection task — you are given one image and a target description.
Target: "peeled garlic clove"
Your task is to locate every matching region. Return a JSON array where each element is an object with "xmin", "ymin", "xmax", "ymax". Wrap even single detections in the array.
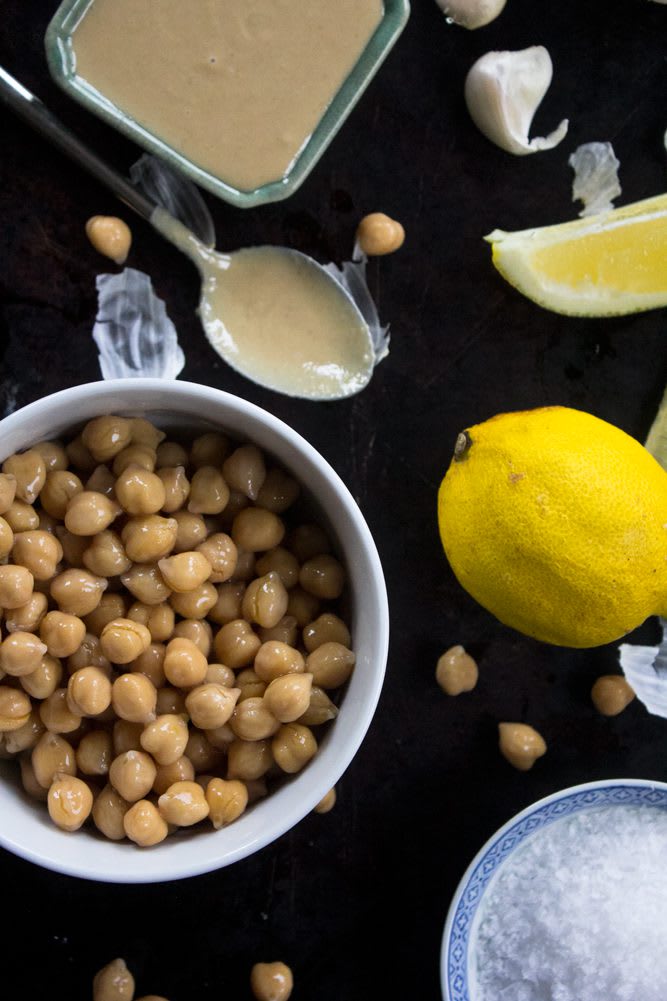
[
  {"xmin": 464, "ymin": 46, "xmax": 569, "ymax": 155},
  {"xmin": 435, "ymin": 0, "xmax": 506, "ymax": 29}
]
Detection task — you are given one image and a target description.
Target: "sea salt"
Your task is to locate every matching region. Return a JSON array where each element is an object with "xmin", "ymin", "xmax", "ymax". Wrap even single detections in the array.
[{"xmin": 473, "ymin": 805, "xmax": 667, "ymax": 1001}]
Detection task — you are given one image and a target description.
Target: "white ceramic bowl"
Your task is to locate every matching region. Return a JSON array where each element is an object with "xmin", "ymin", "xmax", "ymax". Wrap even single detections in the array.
[
  {"xmin": 440, "ymin": 778, "xmax": 667, "ymax": 1001},
  {"xmin": 0, "ymin": 379, "xmax": 389, "ymax": 882}
]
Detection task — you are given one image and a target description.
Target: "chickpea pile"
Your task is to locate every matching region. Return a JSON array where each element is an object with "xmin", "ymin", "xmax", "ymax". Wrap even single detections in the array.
[
  {"xmin": 91, "ymin": 957, "xmax": 294, "ymax": 1001},
  {"xmin": 0, "ymin": 416, "xmax": 355, "ymax": 845}
]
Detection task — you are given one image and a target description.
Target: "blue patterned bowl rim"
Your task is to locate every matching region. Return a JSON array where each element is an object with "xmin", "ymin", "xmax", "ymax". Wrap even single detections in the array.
[{"xmin": 439, "ymin": 778, "xmax": 667, "ymax": 1001}]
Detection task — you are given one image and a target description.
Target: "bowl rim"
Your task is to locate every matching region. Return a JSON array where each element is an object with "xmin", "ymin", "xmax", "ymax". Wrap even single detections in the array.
[
  {"xmin": 439, "ymin": 776, "xmax": 667, "ymax": 1001},
  {"xmin": 44, "ymin": 0, "xmax": 411, "ymax": 208},
  {"xmin": 0, "ymin": 378, "xmax": 389, "ymax": 882}
]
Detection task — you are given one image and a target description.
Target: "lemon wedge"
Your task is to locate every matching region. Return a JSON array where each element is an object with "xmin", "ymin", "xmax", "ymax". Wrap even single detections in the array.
[{"xmin": 486, "ymin": 192, "xmax": 667, "ymax": 316}]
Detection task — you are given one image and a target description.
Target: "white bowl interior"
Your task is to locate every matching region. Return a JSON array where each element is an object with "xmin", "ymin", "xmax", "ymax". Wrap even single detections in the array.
[{"xmin": 0, "ymin": 379, "xmax": 388, "ymax": 882}]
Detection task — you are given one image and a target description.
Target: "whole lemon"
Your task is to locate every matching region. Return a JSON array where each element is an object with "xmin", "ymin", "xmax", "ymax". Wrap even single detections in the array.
[{"xmin": 437, "ymin": 406, "xmax": 667, "ymax": 648}]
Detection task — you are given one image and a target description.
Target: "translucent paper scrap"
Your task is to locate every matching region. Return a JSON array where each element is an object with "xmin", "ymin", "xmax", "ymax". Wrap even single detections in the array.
[
  {"xmin": 92, "ymin": 268, "xmax": 185, "ymax": 380},
  {"xmin": 569, "ymin": 142, "xmax": 621, "ymax": 217},
  {"xmin": 130, "ymin": 153, "xmax": 215, "ymax": 249},
  {"xmin": 323, "ymin": 252, "xmax": 390, "ymax": 364}
]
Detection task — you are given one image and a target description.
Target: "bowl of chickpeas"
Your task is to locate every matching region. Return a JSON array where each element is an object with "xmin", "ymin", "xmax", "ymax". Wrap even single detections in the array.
[{"xmin": 0, "ymin": 378, "xmax": 388, "ymax": 882}]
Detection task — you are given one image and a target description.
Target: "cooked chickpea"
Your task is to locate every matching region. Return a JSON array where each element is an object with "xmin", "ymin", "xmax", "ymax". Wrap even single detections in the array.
[
  {"xmin": 38, "ymin": 510, "xmax": 59, "ymax": 533},
  {"xmin": 81, "ymin": 416, "xmax": 132, "ymax": 462},
  {"xmin": 127, "ymin": 601, "xmax": 175, "ymax": 642},
  {"xmin": 287, "ymin": 523, "xmax": 331, "ymax": 562},
  {"xmin": 83, "ymin": 531, "xmax": 132, "ymax": 577},
  {"xmin": 115, "ymin": 465, "xmax": 166, "ymax": 516},
  {"xmin": 156, "ymin": 440, "xmax": 189, "ymax": 469},
  {"xmin": 263, "ymin": 674, "xmax": 313, "ymax": 723},
  {"xmin": 205, "ymin": 721, "xmax": 235, "ymax": 749},
  {"xmin": 256, "ymin": 547, "xmax": 299, "ymax": 590},
  {"xmin": 258, "ymin": 615, "xmax": 299, "ymax": 647},
  {"xmin": 65, "ymin": 434, "xmax": 97, "ymax": 473},
  {"xmin": 129, "ymin": 417, "xmax": 166, "ymax": 451},
  {"xmin": 254, "ymin": 641, "xmax": 305, "ymax": 683},
  {"xmin": 12, "ymin": 529, "xmax": 62, "ymax": 580},
  {"xmin": 40, "ymin": 469, "xmax": 83, "ymax": 519},
  {"xmin": 67, "ymin": 632, "xmax": 111, "ymax": 674},
  {"xmin": 57, "ymin": 528, "xmax": 89, "ymax": 566},
  {"xmin": 172, "ymin": 510, "xmax": 208, "ymax": 553},
  {"xmin": 77, "ymin": 729, "xmax": 113, "ymax": 775},
  {"xmin": 113, "ymin": 719, "xmax": 144, "ymax": 755},
  {"xmin": 39, "ymin": 687, "xmax": 82, "ymax": 733},
  {"xmin": 227, "ymin": 738, "xmax": 272, "ymax": 780},
  {"xmin": 32, "ymin": 732, "xmax": 76, "ymax": 788},
  {"xmin": 140, "ymin": 713, "xmax": 189, "ymax": 765},
  {"xmin": 129, "ymin": 642, "xmax": 166, "ymax": 688},
  {"xmin": 51, "ymin": 568, "xmax": 108, "ymax": 616},
  {"xmin": 47, "ymin": 775, "xmax": 93, "ymax": 831},
  {"xmin": 124, "ymin": 798, "xmax": 169, "ymax": 846},
  {"xmin": 86, "ymin": 464, "xmax": 117, "ymax": 496},
  {"xmin": 187, "ymin": 466, "xmax": 229, "ymax": 515},
  {"xmin": 101, "ymin": 618, "xmax": 151, "ymax": 664},
  {"xmin": 191, "ymin": 431, "xmax": 230, "ymax": 468},
  {"xmin": 232, "ymin": 549, "xmax": 256, "ymax": 582},
  {"xmin": 297, "ymin": 686, "xmax": 338, "ymax": 726},
  {"xmin": 498, "ymin": 722, "xmax": 547, "ymax": 771},
  {"xmin": 0, "ymin": 564, "xmax": 34, "ymax": 608},
  {"xmin": 4, "ymin": 499, "xmax": 39, "ymax": 532},
  {"xmin": 20, "ymin": 757, "xmax": 48, "ymax": 801},
  {"xmin": 314, "ymin": 787, "xmax": 337, "ymax": 814},
  {"xmin": 40, "ymin": 611, "xmax": 86, "ymax": 658},
  {"xmin": 158, "ymin": 779, "xmax": 209, "ymax": 826},
  {"xmin": 3, "ymin": 709, "xmax": 45, "ymax": 754},
  {"xmin": 206, "ymin": 777, "xmax": 248, "ymax": 829},
  {"xmin": 21, "ymin": 653, "xmax": 62, "ymax": 700},
  {"xmin": 306, "ymin": 642, "xmax": 355, "ymax": 690},
  {"xmin": 155, "ymin": 687, "xmax": 187, "ymax": 717},
  {"xmin": 303, "ymin": 613, "xmax": 351, "ymax": 653},
  {"xmin": 272, "ymin": 723, "xmax": 317, "ymax": 773},
  {"xmin": 172, "ymin": 619, "xmax": 212, "ymax": 656},
  {"xmin": 169, "ymin": 582, "xmax": 217, "ymax": 619},
  {"xmin": 231, "ymin": 697, "xmax": 279, "ymax": 741},
  {"xmin": 158, "ymin": 551, "xmax": 211, "ymax": 592},
  {"xmin": 435, "ymin": 645, "xmax": 479, "ymax": 696},
  {"xmin": 0, "ymin": 631, "xmax": 47, "ymax": 677},
  {"xmin": 67, "ymin": 667, "xmax": 112, "ymax": 717},
  {"xmin": 121, "ymin": 514, "xmax": 178, "ymax": 563},
  {"xmin": 109, "ymin": 749, "xmax": 157, "ymax": 802},
  {"xmin": 2, "ymin": 449, "xmax": 46, "ymax": 504},
  {"xmin": 250, "ymin": 962, "xmax": 294, "ymax": 1001},
  {"xmin": 158, "ymin": 465, "xmax": 190, "ymax": 512},
  {"xmin": 236, "ymin": 668, "xmax": 267, "ymax": 702},
  {"xmin": 356, "ymin": 210, "xmax": 405, "ymax": 256},
  {"xmin": 286, "ymin": 587, "xmax": 320, "ymax": 628},
  {"xmin": 65, "ymin": 491, "xmax": 119, "ymax": 535},
  {"xmin": 242, "ymin": 572, "xmax": 289, "ymax": 630},
  {"xmin": 186, "ymin": 683, "xmax": 240, "ymax": 730},
  {"xmin": 112, "ymin": 443, "xmax": 157, "ymax": 475},
  {"xmin": 213, "ymin": 619, "xmax": 261, "ymax": 669},
  {"xmin": 31, "ymin": 440, "xmax": 67, "ymax": 473},
  {"xmin": 232, "ymin": 508, "xmax": 284, "ymax": 553},
  {"xmin": 0, "ymin": 515, "xmax": 13, "ymax": 558},
  {"xmin": 121, "ymin": 563, "xmax": 172, "ymax": 605},
  {"xmin": 195, "ymin": 532, "xmax": 237, "ymax": 583},
  {"xmin": 591, "ymin": 675, "xmax": 635, "ymax": 716},
  {"xmin": 152, "ymin": 755, "xmax": 195, "ymax": 795},
  {"xmin": 299, "ymin": 554, "xmax": 345, "ymax": 600},
  {"xmin": 112, "ymin": 673, "xmax": 157, "ymax": 723},
  {"xmin": 93, "ymin": 785, "xmax": 131, "ymax": 841},
  {"xmin": 86, "ymin": 214, "xmax": 132, "ymax": 264},
  {"xmin": 0, "ymin": 472, "xmax": 17, "ymax": 513},
  {"xmin": 206, "ymin": 663, "xmax": 236, "ymax": 687},
  {"xmin": 256, "ymin": 468, "xmax": 300, "ymax": 514},
  {"xmin": 163, "ymin": 636, "xmax": 208, "ymax": 688},
  {"xmin": 184, "ymin": 731, "xmax": 223, "ymax": 772},
  {"xmin": 92, "ymin": 959, "xmax": 137, "ymax": 1001},
  {"xmin": 5, "ymin": 591, "xmax": 48, "ymax": 634},
  {"xmin": 208, "ymin": 581, "xmax": 246, "ymax": 625},
  {"xmin": 0, "ymin": 685, "xmax": 32, "ymax": 731}
]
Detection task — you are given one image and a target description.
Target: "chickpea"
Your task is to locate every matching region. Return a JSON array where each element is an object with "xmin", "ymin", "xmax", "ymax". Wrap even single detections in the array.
[
  {"xmin": 206, "ymin": 777, "xmax": 248, "ymax": 829},
  {"xmin": 306, "ymin": 642, "xmax": 355, "ymax": 690},
  {"xmin": 208, "ymin": 581, "xmax": 246, "ymax": 625},
  {"xmin": 81, "ymin": 416, "xmax": 132, "ymax": 462},
  {"xmin": 185, "ymin": 683, "xmax": 240, "ymax": 730},
  {"xmin": 0, "ymin": 685, "xmax": 32, "ymax": 731},
  {"xmin": 287, "ymin": 523, "xmax": 331, "ymax": 563},
  {"xmin": 0, "ymin": 472, "xmax": 17, "ymax": 513},
  {"xmin": 153, "ymin": 755, "xmax": 195, "ymax": 795},
  {"xmin": 86, "ymin": 214, "xmax": 132, "ymax": 264},
  {"xmin": 436, "ymin": 645, "xmax": 479, "ymax": 696},
  {"xmin": 227, "ymin": 738, "xmax": 273, "ymax": 781},
  {"xmin": 65, "ymin": 491, "xmax": 119, "ymax": 536},
  {"xmin": 230, "ymin": 697, "xmax": 279, "ymax": 741},
  {"xmin": 299, "ymin": 555, "xmax": 345, "ymax": 600},
  {"xmin": 254, "ymin": 641, "xmax": 305, "ymax": 683},
  {"xmin": 2, "ymin": 449, "xmax": 46, "ymax": 504},
  {"xmin": 206, "ymin": 663, "xmax": 236, "ymax": 687},
  {"xmin": 113, "ymin": 719, "xmax": 144, "ymax": 755},
  {"xmin": 3, "ymin": 709, "xmax": 45, "ymax": 754},
  {"xmin": 115, "ymin": 465, "xmax": 166, "ymax": 516},
  {"xmin": 591, "ymin": 675, "xmax": 635, "ymax": 716},
  {"xmin": 121, "ymin": 563, "xmax": 172, "ymax": 605},
  {"xmin": 157, "ymin": 465, "xmax": 190, "ymax": 512},
  {"xmin": 155, "ymin": 687, "xmax": 187, "ymax": 717},
  {"xmin": 21, "ymin": 653, "xmax": 62, "ymax": 700},
  {"xmin": 187, "ymin": 466, "xmax": 229, "ymax": 515},
  {"xmin": 86, "ymin": 464, "xmax": 117, "ymax": 496},
  {"xmin": 109, "ymin": 749, "xmax": 157, "ymax": 802},
  {"xmin": 232, "ymin": 508, "xmax": 284, "ymax": 553},
  {"xmin": 191, "ymin": 431, "xmax": 230, "ymax": 468},
  {"xmin": 20, "ymin": 757, "xmax": 48, "ymax": 801},
  {"xmin": 129, "ymin": 642, "xmax": 167, "ymax": 688},
  {"xmin": 184, "ymin": 731, "xmax": 223, "ymax": 773},
  {"xmin": 40, "ymin": 688, "xmax": 82, "ymax": 733},
  {"xmin": 101, "ymin": 618, "xmax": 152, "ymax": 664},
  {"xmin": 112, "ymin": 443, "xmax": 157, "ymax": 475},
  {"xmin": 32, "ymin": 732, "xmax": 76, "ymax": 788},
  {"xmin": 169, "ymin": 582, "xmax": 217, "ymax": 619},
  {"xmin": 0, "ymin": 515, "xmax": 13, "ymax": 558},
  {"xmin": 47, "ymin": 775, "xmax": 93, "ymax": 831},
  {"xmin": 313, "ymin": 787, "xmax": 337, "ymax": 814},
  {"xmin": 67, "ymin": 667, "xmax": 112, "ymax": 717},
  {"xmin": 83, "ymin": 531, "xmax": 132, "ymax": 577},
  {"xmin": 356, "ymin": 211, "xmax": 405, "ymax": 256},
  {"xmin": 272, "ymin": 723, "xmax": 317, "ymax": 773},
  {"xmin": 112, "ymin": 673, "xmax": 157, "ymax": 724},
  {"xmin": 77, "ymin": 729, "xmax": 113, "ymax": 775},
  {"xmin": 256, "ymin": 468, "xmax": 300, "ymax": 514},
  {"xmin": 129, "ymin": 417, "xmax": 166, "ymax": 451},
  {"xmin": 250, "ymin": 962, "xmax": 294, "ymax": 1001},
  {"xmin": 158, "ymin": 551, "xmax": 211, "ymax": 593},
  {"xmin": 93, "ymin": 785, "xmax": 131, "ymax": 840},
  {"xmin": 140, "ymin": 714, "xmax": 189, "ymax": 765},
  {"xmin": 12, "ymin": 529, "xmax": 62, "ymax": 580},
  {"xmin": 5, "ymin": 591, "xmax": 48, "ymax": 634},
  {"xmin": 258, "ymin": 615, "xmax": 299, "ymax": 647},
  {"xmin": 127, "ymin": 601, "xmax": 175, "ymax": 642},
  {"xmin": 121, "ymin": 514, "xmax": 178, "ymax": 563},
  {"xmin": 240, "ymin": 572, "xmax": 288, "ymax": 629},
  {"xmin": 31, "ymin": 440, "xmax": 67, "ymax": 472},
  {"xmin": 172, "ymin": 619, "xmax": 212, "ymax": 657},
  {"xmin": 286, "ymin": 587, "xmax": 320, "ymax": 628},
  {"xmin": 221, "ymin": 489, "xmax": 249, "ymax": 527},
  {"xmin": 303, "ymin": 613, "xmax": 350, "ymax": 653},
  {"xmin": 56, "ymin": 528, "xmax": 89, "ymax": 566},
  {"xmin": 122, "ymin": 799, "xmax": 167, "ymax": 846},
  {"xmin": 213, "ymin": 619, "xmax": 261, "ymax": 669},
  {"xmin": 196, "ymin": 532, "xmax": 238, "ymax": 583},
  {"xmin": 163, "ymin": 637, "xmax": 208, "ymax": 688},
  {"xmin": 0, "ymin": 631, "xmax": 48, "ymax": 677},
  {"xmin": 40, "ymin": 611, "xmax": 86, "ymax": 658},
  {"xmin": 205, "ymin": 722, "xmax": 235, "ymax": 749},
  {"xmin": 156, "ymin": 440, "xmax": 189, "ymax": 468},
  {"xmin": 172, "ymin": 511, "xmax": 208, "ymax": 553},
  {"xmin": 0, "ymin": 564, "xmax": 34, "ymax": 608},
  {"xmin": 297, "ymin": 686, "xmax": 338, "ymax": 726},
  {"xmin": 65, "ymin": 434, "xmax": 97, "ymax": 473},
  {"xmin": 84, "ymin": 594, "xmax": 128, "ymax": 637},
  {"xmin": 67, "ymin": 632, "xmax": 111, "ymax": 675},
  {"xmin": 263, "ymin": 674, "xmax": 313, "ymax": 723},
  {"xmin": 158, "ymin": 779, "xmax": 209, "ymax": 826},
  {"xmin": 223, "ymin": 445, "xmax": 266, "ymax": 500},
  {"xmin": 38, "ymin": 510, "xmax": 60, "ymax": 534},
  {"xmin": 51, "ymin": 568, "xmax": 108, "ymax": 617},
  {"xmin": 255, "ymin": 547, "xmax": 299, "ymax": 590},
  {"xmin": 236, "ymin": 668, "xmax": 267, "ymax": 702},
  {"xmin": 40, "ymin": 469, "xmax": 83, "ymax": 519},
  {"xmin": 498, "ymin": 722, "xmax": 547, "ymax": 771}
]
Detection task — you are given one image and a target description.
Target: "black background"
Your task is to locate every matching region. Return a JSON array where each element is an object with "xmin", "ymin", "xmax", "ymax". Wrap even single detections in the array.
[{"xmin": 1, "ymin": 2, "xmax": 667, "ymax": 999}]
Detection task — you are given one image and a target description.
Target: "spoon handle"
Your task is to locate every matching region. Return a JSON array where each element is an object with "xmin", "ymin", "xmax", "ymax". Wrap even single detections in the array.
[{"xmin": 0, "ymin": 66, "xmax": 156, "ymax": 222}]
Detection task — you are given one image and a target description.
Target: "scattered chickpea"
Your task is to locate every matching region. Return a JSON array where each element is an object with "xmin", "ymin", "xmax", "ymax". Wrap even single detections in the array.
[
  {"xmin": 250, "ymin": 961, "xmax": 294, "ymax": 1001},
  {"xmin": 435, "ymin": 645, "xmax": 479, "ymax": 696},
  {"xmin": 356, "ymin": 211, "xmax": 405, "ymax": 256},
  {"xmin": 313, "ymin": 787, "xmax": 337, "ymax": 814},
  {"xmin": 591, "ymin": 675, "xmax": 636, "ymax": 716},
  {"xmin": 498, "ymin": 722, "xmax": 547, "ymax": 771},
  {"xmin": 85, "ymin": 215, "xmax": 133, "ymax": 265}
]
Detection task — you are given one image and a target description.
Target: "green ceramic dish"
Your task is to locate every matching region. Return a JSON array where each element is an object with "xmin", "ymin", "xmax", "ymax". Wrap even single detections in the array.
[{"xmin": 45, "ymin": 0, "xmax": 410, "ymax": 209}]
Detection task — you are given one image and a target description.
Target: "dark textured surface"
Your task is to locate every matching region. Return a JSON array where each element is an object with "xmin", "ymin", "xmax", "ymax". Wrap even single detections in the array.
[{"xmin": 1, "ymin": 2, "xmax": 667, "ymax": 998}]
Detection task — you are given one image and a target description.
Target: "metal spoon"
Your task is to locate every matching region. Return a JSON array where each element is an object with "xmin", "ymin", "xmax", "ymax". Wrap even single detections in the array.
[{"xmin": 0, "ymin": 67, "xmax": 376, "ymax": 400}]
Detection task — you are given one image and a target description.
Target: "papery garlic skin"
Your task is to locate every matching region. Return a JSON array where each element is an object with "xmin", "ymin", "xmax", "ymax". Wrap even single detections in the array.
[
  {"xmin": 435, "ymin": 0, "xmax": 506, "ymax": 29},
  {"xmin": 464, "ymin": 46, "xmax": 568, "ymax": 155},
  {"xmin": 569, "ymin": 142, "xmax": 621, "ymax": 217}
]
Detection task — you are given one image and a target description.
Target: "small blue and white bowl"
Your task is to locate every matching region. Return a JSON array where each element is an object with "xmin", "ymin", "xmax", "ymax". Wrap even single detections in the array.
[{"xmin": 440, "ymin": 778, "xmax": 667, "ymax": 1001}]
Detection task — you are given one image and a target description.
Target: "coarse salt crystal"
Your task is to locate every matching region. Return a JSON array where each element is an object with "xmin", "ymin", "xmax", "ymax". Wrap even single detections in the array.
[{"xmin": 472, "ymin": 805, "xmax": 667, "ymax": 1001}]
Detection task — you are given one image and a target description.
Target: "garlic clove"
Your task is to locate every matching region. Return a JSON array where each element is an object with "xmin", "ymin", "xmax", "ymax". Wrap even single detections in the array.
[
  {"xmin": 464, "ymin": 45, "xmax": 568, "ymax": 155},
  {"xmin": 435, "ymin": 0, "xmax": 507, "ymax": 29}
]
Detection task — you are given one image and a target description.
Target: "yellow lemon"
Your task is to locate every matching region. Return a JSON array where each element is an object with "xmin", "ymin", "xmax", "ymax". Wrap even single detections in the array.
[
  {"xmin": 486, "ymin": 192, "xmax": 667, "ymax": 316},
  {"xmin": 437, "ymin": 406, "xmax": 667, "ymax": 648}
]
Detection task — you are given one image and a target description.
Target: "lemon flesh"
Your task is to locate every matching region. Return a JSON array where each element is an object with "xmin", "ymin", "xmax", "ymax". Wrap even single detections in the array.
[
  {"xmin": 487, "ymin": 192, "xmax": 667, "ymax": 316},
  {"xmin": 438, "ymin": 406, "xmax": 667, "ymax": 648}
]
